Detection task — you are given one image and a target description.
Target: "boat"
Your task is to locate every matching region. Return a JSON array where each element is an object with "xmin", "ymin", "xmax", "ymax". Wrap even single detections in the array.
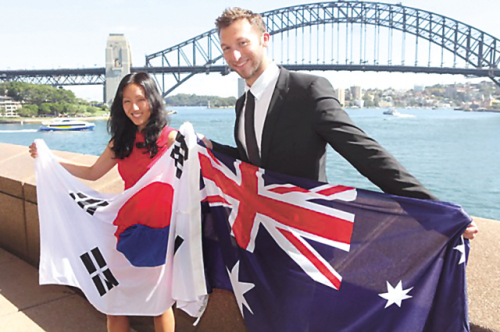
[
  {"xmin": 383, "ymin": 108, "xmax": 400, "ymax": 116},
  {"xmin": 383, "ymin": 108, "xmax": 415, "ymax": 118},
  {"xmin": 38, "ymin": 118, "xmax": 95, "ymax": 132}
]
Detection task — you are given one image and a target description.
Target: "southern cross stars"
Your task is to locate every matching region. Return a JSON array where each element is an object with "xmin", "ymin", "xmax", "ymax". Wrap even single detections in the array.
[
  {"xmin": 454, "ymin": 237, "xmax": 466, "ymax": 265},
  {"xmin": 378, "ymin": 280, "xmax": 413, "ymax": 308},
  {"xmin": 228, "ymin": 260, "xmax": 255, "ymax": 315}
]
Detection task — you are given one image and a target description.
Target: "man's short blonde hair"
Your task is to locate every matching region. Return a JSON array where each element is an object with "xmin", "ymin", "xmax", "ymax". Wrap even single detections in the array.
[{"xmin": 215, "ymin": 7, "xmax": 266, "ymax": 35}]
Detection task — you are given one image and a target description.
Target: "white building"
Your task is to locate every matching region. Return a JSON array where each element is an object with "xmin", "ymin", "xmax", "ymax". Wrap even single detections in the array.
[
  {"xmin": 353, "ymin": 99, "xmax": 365, "ymax": 108},
  {"xmin": 334, "ymin": 88, "xmax": 345, "ymax": 106},
  {"xmin": 0, "ymin": 96, "xmax": 22, "ymax": 117}
]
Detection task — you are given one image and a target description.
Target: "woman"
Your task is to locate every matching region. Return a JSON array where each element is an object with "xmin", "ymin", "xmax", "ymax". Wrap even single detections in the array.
[{"xmin": 30, "ymin": 72, "xmax": 176, "ymax": 332}]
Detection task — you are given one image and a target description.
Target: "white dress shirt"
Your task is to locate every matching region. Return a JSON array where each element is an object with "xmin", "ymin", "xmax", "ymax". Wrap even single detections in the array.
[{"xmin": 238, "ymin": 63, "xmax": 280, "ymax": 158}]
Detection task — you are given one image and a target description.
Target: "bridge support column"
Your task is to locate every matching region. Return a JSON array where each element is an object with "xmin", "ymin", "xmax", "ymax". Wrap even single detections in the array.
[{"xmin": 105, "ymin": 34, "xmax": 131, "ymax": 106}]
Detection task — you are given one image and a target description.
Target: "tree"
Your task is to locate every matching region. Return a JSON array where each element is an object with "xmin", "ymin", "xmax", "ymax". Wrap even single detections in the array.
[
  {"xmin": 75, "ymin": 105, "xmax": 87, "ymax": 115},
  {"xmin": 17, "ymin": 104, "xmax": 38, "ymax": 117},
  {"xmin": 363, "ymin": 93, "xmax": 375, "ymax": 107},
  {"xmin": 38, "ymin": 103, "xmax": 52, "ymax": 116},
  {"xmin": 63, "ymin": 103, "xmax": 76, "ymax": 114},
  {"xmin": 86, "ymin": 106, "xmax": 100, "ymax": 115},
  {"xmin": 0, "ymin": 82, "xmax": 77, "ymax": 106},
  {"xmin": 165, "ymin": 93, "xmax": 236, "ymax": 107}
]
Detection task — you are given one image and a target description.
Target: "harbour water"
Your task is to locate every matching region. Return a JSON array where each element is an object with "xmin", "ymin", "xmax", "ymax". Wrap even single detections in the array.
[{"xmin": 1, "ymin": 107, "xmax": 499, "ymax": 220}]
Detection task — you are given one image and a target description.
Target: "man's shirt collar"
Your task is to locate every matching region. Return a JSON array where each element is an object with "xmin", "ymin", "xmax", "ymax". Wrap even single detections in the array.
[{"xmin": 245, "ymin": 63, "xmax": 279, "ymax": 100}]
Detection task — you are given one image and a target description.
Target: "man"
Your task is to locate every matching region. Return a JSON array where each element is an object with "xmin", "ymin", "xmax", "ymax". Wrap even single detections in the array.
[{"xmin": 204, "ymin": 7, "xmax": 477, "ymax": 239}]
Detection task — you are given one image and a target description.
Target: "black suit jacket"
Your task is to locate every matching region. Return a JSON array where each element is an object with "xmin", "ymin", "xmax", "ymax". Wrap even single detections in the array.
[{"xmin": 212, "ymin": 67, "xmax": 437, "ymax": 200}]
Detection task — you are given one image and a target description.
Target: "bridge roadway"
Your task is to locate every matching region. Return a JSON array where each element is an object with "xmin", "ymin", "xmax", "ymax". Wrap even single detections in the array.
[
  {"xmin": 0, "ymin": 142, "xmax": 499, "ymax": 331},
  {"xmin": 2, "ymin": 64, "xmax": 500, "ymax": 86}
]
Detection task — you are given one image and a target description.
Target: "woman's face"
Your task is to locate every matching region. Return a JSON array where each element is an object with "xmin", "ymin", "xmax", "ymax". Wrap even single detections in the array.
[{"xmin": 122, "ymin": 83, "xmax": 151, "ymax": 131}]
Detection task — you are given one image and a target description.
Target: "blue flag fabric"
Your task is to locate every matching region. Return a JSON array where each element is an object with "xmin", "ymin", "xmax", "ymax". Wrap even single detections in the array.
[{"xmin": 199, "ymin": 146, "xmax": 471, "ymax": 332}]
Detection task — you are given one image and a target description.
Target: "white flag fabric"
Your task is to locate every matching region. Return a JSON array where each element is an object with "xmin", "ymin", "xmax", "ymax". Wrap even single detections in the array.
[{"xmin": 36, "ymin": 122, "xmax": 207, "ymax": 317}]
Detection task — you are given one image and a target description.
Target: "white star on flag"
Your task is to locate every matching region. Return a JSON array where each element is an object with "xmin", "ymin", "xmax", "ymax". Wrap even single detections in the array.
[
  {"xmin": 378, "ymin": 280, "xmax": 413, "ymax": 308},
  {"xmin": 454, "ymin": 237, "xmax": 466, "ymax": 265},
  {"xmin": 227, "ymin": 260, "xmax": 255, "ymax": 315}
]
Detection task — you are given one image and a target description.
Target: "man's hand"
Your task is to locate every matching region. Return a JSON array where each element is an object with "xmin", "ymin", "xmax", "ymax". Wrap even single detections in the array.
[{"xmin": 202, "ymin": 137, "xmax": 213, "ymax": 149}]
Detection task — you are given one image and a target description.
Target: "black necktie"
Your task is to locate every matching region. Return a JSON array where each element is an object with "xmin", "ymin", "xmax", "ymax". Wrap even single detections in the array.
[{"xmin": 244, "ymin": 91, "xmax": 260, "ymax": 165}]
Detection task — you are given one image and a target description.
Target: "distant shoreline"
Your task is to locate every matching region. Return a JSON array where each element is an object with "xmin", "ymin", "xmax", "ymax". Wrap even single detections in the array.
[
  {"xmin": 0, "ymin": 110, "xmax": 181, "ymax": 124},
  {"xmin": 0, "ymin": 115, "xmax": 110, "ymax": 124}
]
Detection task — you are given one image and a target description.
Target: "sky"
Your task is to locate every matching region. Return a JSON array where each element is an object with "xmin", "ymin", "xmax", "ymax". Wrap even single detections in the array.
[{"xmin": 2, "ymin": 0, "xmax": 499, "ymax": 101}]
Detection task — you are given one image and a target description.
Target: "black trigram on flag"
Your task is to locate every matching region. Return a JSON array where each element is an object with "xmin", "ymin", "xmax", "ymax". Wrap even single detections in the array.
[
  {"xmin": 69, "ymin": 191, "xmax": 109, "ymax": 215},
  {"xmin": 170, "ymin": 132, "xmax": 189, "ymax": 179},
  {"xmin": 174, "ymin": 235, "xmax": 184, "ymax": 255},
  {"xmin": 80, "ymin": 247, "xmax": 119, "ymax": 296}
]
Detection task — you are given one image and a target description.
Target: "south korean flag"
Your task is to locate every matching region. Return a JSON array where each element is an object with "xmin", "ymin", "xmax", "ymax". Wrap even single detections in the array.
[{"xmin": 35, "ymin": 122, "xmax": 207, "ymax": 317}]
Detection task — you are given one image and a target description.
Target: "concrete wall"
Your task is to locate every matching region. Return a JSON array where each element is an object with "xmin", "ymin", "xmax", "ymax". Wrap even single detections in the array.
[
  {"xmin": 0, "ymin": 142, "xmax": 498, "ymax": 331},
  {"xmin": 0, "ymin": 143, "xmax": 123, "ymax": 266}
]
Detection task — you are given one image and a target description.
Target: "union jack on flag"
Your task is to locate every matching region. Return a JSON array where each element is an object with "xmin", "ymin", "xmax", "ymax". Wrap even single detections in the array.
[{"xmin": 200, "ymin": 147, "xmax": 357, "ymax": 290}]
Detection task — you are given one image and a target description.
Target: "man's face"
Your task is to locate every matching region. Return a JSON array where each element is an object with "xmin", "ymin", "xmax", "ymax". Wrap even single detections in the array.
[{"xmin": 220, "ymin": 18, "xmax": 270, "ymax": 87}]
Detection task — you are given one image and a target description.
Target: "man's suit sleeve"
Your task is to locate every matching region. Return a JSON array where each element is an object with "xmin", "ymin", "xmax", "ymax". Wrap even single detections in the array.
[
  {"xmin": 211, "ymin": 141, "xmax": 240, "ymax": 159},
  {"xmin": 310, "ymin": 77, "xmax": 438, "ymax": 200}
]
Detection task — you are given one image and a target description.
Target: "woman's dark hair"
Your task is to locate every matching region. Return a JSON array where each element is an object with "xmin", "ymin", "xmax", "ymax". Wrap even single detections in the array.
[{"xmin": 108, "ymin": 72, "xmax": 168, "ymax": 159}]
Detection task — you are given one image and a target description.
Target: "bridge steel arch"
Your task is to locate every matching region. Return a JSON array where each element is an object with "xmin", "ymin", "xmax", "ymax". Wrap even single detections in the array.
[{"xmin": 145, "ymin": 1, "xmax": 500, "ymax": 96}]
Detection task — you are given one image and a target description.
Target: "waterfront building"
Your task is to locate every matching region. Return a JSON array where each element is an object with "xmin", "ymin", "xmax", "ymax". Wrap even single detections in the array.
[
  {"xmin": 378, "ymin": 95, "xmax": 394, "ymax": 108},
  {"xmin": 414, "ymin": 85, "xmax": 424, "ymax": 92},
  {"xmin": 0, "ymin": 96, "xmax": 22, "ymax": 117},
  {"xmin": 488, "ymin": 96, "xmax": 500, "ymax": 110},
  {"xmin": 353, "ymin": 99, "xmax": 365, "ymax": 108},
  {"xmin": 350, "ymin": 85, "xmax": 363, "ymax": 107},
  {"xmin": 350, "ymin": 85, "xmax": 362, "ymax": 100},
  {"xmin": 334, "ymin": 88, "xmax": 345, "ymax": 106}
]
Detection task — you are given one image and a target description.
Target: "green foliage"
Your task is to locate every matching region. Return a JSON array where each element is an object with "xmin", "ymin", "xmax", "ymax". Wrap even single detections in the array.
[
  {"xmin": 0, "ymin": 82, "xmax": 76, "ymax": 105},
  {"xmin": 362, "ymin": 93, "xmax": 375, "ymax": 107},
  {"xmin": 38, "ymin": 103, "xmax": 52, "ymax": 115},
  {"xmin": 17, "ymin": 104, "xmax": 38, "ymax": 117},
  {"xmin": 165, "ymin": 93, "xmax": 237, "ymax": 108},
  {"xmin": 86, "ymin": 106, "xmax": 101, "ymax": 114},
  {"xmin": 0, "ymin": 82, "xmax": 103, "ymax": 117}
]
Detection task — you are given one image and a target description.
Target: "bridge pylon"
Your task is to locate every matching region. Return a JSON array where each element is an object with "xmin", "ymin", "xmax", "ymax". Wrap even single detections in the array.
[{"xmin": 105, "ymin": 34, "xmax": 131, "ymax": 106}]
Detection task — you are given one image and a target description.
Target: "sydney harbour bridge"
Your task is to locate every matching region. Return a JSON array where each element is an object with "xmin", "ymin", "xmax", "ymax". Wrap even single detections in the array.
[{"xmin": 2, "ymin": 1, "xmax": 500, "ymax": 98}]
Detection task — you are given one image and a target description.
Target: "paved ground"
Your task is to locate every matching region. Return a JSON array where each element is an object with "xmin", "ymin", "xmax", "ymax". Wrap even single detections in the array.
[
  {"xmin": 0, "ymin": 247, "xmax": 242, "ymax": 332},
  {"xmin": 466, "ymin": 217, "xmax": 500, "ymax": 332},
  {"xmin": 0, "ymin": 248, "xmax": 171, "ymax": 332},
  {"xmin": 0, "ymin": 248, "xmax": 116, "ymax": 332},
  {"xmin": 1, "ymin": 217, "xmax": 498, "ymax": 332}
]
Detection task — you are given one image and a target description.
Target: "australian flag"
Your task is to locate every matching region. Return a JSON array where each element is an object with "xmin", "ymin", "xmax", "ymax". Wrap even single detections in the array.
[{"xmin": 199, "ymin": 146, "xmax": 471, "ymax": 332}]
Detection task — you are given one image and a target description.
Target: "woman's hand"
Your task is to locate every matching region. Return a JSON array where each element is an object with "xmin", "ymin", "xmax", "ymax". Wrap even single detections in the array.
[
  {"xmin": 463, "ymin": 221, "xmax": 479, "ymax": 240},
  {"xmin": 29, "ymin": 142, "xmax": 38, "ymax": 158}
]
